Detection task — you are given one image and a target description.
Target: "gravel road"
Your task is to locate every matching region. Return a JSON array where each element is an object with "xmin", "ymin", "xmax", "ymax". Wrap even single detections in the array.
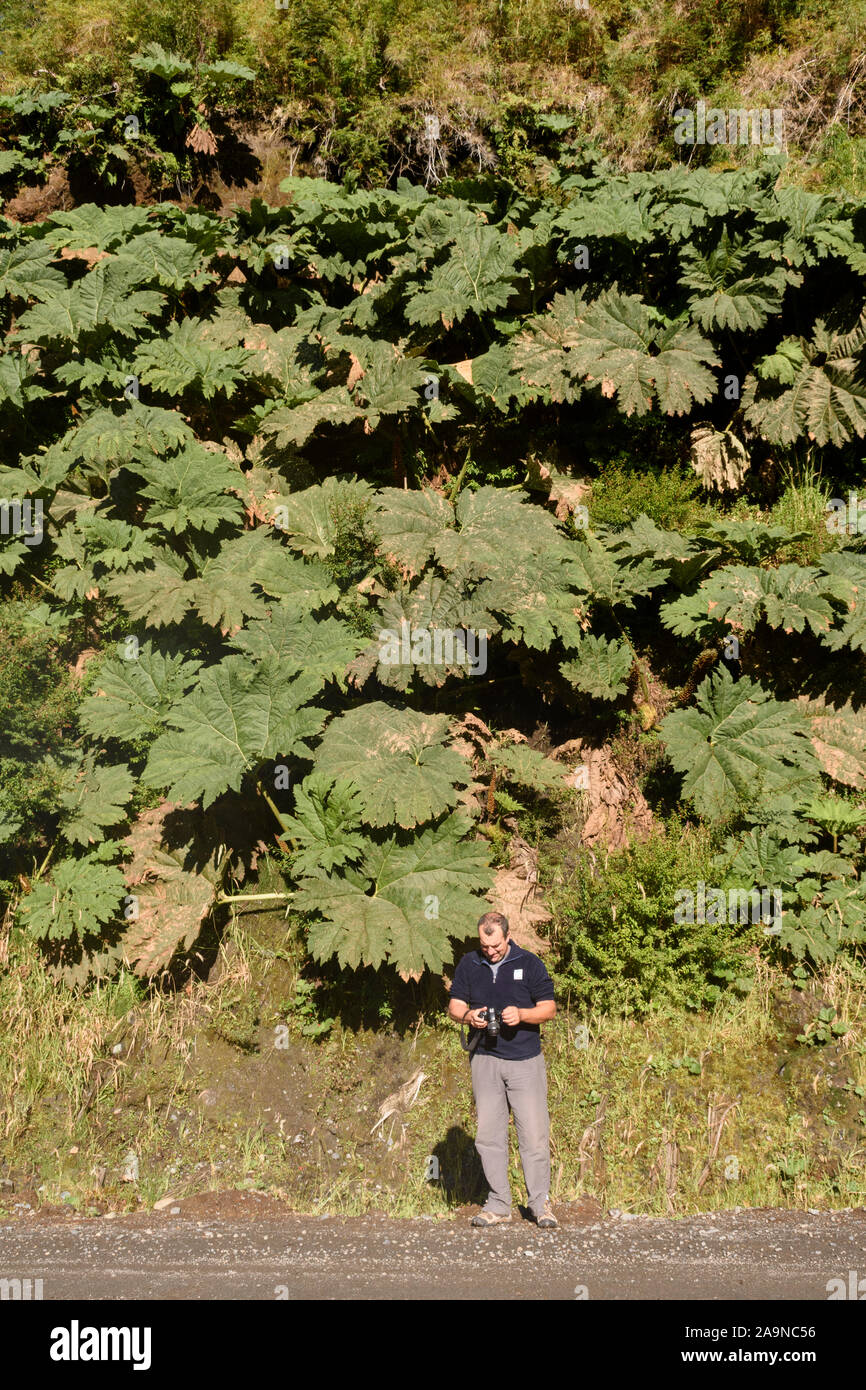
[{"xmin": 2, "ymin": 1196, "xmax": 865, "ymax": 1299}]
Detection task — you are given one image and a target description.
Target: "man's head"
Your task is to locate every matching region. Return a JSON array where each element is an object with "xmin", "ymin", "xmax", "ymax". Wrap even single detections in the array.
[{"xmin": 478, "ymin": 911, "xmax": 510, "ymax": 962}]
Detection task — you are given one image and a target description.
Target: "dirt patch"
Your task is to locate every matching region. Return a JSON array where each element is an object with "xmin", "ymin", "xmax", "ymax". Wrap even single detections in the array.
[
  {"xmin": 148, "ymin": 1188, "xmax": 604, "ymax": 1225},
  {"xmin": 6, "ymin": 1198, "xmax": 81, "ymax": 1222},
  {"xmin": 4, "ymin": 166, "xmax": 73, "ymax": 222},
  {"xmin": 152, "ymin": 1188, "xmax": 295, "ymax": 1221}
]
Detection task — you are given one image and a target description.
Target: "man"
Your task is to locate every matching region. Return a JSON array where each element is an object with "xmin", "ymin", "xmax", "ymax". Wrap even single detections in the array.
[{"xmin": 448, "ymin": 911, "xmax": 558, "ymax": 1229}]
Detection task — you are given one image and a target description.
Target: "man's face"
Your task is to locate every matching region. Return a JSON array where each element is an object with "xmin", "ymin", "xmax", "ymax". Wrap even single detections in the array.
[{"xmin": 480, "ymin": 928, "xmax": 509, "ymax": 962}]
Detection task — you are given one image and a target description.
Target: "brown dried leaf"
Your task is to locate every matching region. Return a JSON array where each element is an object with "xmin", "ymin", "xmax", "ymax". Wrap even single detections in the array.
[
  {"xmin": 69, "ymin": 647, "xmax": 99, "ymax": 682},
  {"xmin": 185, "ymin": 123, "xmax": 218, "ymax": 156},
  {"xmin": 452, "ymin": 359, "xmax": 474, "ymax": 384},
  {"xmin": 690, "ymin": 424, "xmax": 750, "ymax": 492},
  {"xmin": 122, "ymin": 805, "xmax": 216, "ymax": 978},
  {"xmin": 58, "ymin": 246, "xmax": 110, "ymax": 267},
  {"xmin": 799, "ymin": 696, "xmax": 866, "ymax": 789},
  {"xmin": 486, "ymin": 865, "xmax": 550, "ymax": 954}
]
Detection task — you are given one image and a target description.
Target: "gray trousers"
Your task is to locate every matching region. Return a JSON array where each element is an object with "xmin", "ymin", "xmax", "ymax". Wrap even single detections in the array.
[{"xmin": 470, "ymin": 1051, "xmax": 550, "ymax": 1215}]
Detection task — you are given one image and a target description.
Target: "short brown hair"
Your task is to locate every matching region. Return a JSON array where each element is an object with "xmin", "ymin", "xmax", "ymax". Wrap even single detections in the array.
[{"xmin": 478, "ymin": 911, "xmax": 509, "ymax": 938}]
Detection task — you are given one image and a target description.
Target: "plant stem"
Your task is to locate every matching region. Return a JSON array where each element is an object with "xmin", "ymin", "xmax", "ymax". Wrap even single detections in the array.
[
  {"xmin": 448, "ymin": 453, "xmax": 470, "ymax": 503},
  {"xmin": 215, "ymin": 891, "xmax": 294, "ymax": 905},
  {"xmin": 610, "ymin": 610, "xmax": 651, "ymax": 704},
  {"xmin": 256, "ymin": 780, "xmax": 290, "ymax": 850},
  {"xmin": 33, "ymin": 839, "xmax": 57, "ymax": 884}
]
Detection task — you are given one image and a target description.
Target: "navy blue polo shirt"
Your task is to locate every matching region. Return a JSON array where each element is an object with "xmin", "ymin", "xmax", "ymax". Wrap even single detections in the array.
[{"xmin": 449, "ymin": 943, "xmax": 555, "ymax": 1060}]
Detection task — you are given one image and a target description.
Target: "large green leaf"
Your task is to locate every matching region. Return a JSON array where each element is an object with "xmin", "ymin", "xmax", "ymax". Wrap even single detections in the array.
[
  {"xmin": 230, "ymin": 607, "xmax": 362, "ymax": 687},
  {"xmin": 662, "ymin": 563, "xmax": 840, "ymax": 640},
  {"xmin": 515, "ymin": 288, "xmax": 718, "ymax": 415},
  {"xmin": 680, "ymin": 229, "xmax": 796, "ymax": 332},
  {"xmin": 46, "ymin": 204, "xmax": 151, "ymax": 252},
  {"xmin": 560, "ymin": 634, "xmax": 633, "ymax": 700},
  {"xmin": 366, "ymin": 575, "xmax": 495, "ymax": 690},
  {"xmin": 113, "ymin": 232, "xmax": 213, "ymax": 290},
  {"xmin": 298, "ymin": 813, "xmax": 492, "ymax": 975},
  {"xmin": 744, "ymin": 311, "xmax": 866, "ymax": 447},
  {"xmin": 374, "ymin": 487, "xmax": 454, "ymax": 576},
  {"xmin": 107, "ymin": 547, "xmax": 192, "ymax": 628},
  {"xmin": 52, "ymin": 516, "xmax": 156, "ymax": 600},
  {"xmin": 134, "ymin": 317, "xmax": 250, "ymax": 397},
  {"xmin": 142, "ymin": 658, "xmax": 326, "ymax": 808},
  {"xmin": 54, "ymin": 753, "xmax": 135, "ymax": 845},
  {"xmin": 487, "ymin": 744, "xmax": 566, "ymax": 791},
  {"xmin": 134, "ymin": 443, "xmax": 244, "ymax": 533},
  {"xmin": 18, "ymin": 856, "xmax": 125, "ymax": 943},
  {"xmin": 660, "ymin": 667, "xmax": 818, "ymax": 819},
  {"xmin": 313, "ymin": 703, "xmax": 470, "ymax": 828},
  {"xmin": 279, "ymin": 773, "xmax": 366, "ymax": 876},
  {"xmin": 818, "ymin": 553, "xmax": 866, "ymax": 653},
  {"xmin": 79, "ymin": 643, "xmax": 202, "ymax": 742},
  {"xmin": 16, "ymin": 260, "xmax": 164, "ymax": 343},
  {"xmin": 271, "ymin": 478, "xmax": 376, "ymax": 558},
  {"xmin": 0, "ymin": 241, "xmax": 66, "ymax": 301},
  {"xmin": 405, "ymin": 223, "xmax": 523, "ymax": 328}
]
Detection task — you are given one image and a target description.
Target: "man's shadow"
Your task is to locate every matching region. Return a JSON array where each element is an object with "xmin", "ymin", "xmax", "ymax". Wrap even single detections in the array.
[
  {"xmin": 429, "ymin": 1127, "xmax": 487, "ymax": 1207},
  {"xmin": 429, "ymin": 1124, "xmax": 535, "ymax": 1222}
]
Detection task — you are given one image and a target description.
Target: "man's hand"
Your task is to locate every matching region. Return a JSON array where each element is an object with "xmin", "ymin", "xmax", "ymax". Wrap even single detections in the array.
[
  {"xmin": 501, "ymin": 1006, "xmax": 522, "ymax": 1027},
  {"xmin": 450, "ymin": 999, "xmax": 487, "ymax": 1028}
]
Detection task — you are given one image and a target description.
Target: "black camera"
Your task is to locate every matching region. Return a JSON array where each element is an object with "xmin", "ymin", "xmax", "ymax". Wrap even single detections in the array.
[{"xmin": 483, "ymin": 1006, "xmax": 501, "ymax": 1038}]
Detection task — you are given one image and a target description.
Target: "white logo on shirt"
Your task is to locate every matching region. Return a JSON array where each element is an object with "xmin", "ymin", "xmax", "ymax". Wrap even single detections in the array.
[{"xmin": 513, "ymin": 969, "xmax": 523, "ymax": 980}]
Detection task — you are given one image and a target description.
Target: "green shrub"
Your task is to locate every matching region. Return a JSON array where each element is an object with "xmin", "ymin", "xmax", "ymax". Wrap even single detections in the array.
[
  {"xmin": 546, "ymin": 822, "xmax": 754, "ymax": 1014},
  {"xmin": 589, "ymin": 459, "xmax": 710, "ymax": 532},
  {"xmin": 0, "ymin": 607, "xmax": 79, "ymax": 857}
]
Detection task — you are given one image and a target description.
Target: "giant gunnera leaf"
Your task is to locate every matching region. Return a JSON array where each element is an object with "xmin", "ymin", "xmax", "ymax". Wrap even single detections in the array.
[
  {"xmin": 296, "ymin": 812, "xmax": 492, "ymax": 976},
  {"xmin": 278, "ymin": 773, "xmax": 367, "ymax": 876},
  {"xmin": 17, "ymin": 856, "xmax": 126, "ymax": 943},
  {"xmin": 660, "ymin": 667, "xmax": 818, "ymax": 820},
  {"xmin": 79, "ymin": 642, "xmax": 203, "ymax": 743},
  {"xmin": 313, "ymin": 703, "xmax": 471, "ymax": 828},
  {"xmin": 142, "ymin": 657, "xmax": 326, "ymax": 808}
]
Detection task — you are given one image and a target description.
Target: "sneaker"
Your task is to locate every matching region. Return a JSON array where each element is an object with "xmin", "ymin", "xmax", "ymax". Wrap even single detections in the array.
[
  {"xmin": 534, "ymin": 1200, "xmax": 558, "ymax": 1229},
  {"xmin": 471, "ymin": 1208, "xmax": 512, "ymax": 1227}
]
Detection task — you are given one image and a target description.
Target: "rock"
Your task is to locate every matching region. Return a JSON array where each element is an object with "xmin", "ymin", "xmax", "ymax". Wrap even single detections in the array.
[
  {"xmin": 153, "ymin": 1196, "xmax": 179, "ymax": 1211},
  {"xmin": 120, "ymin": 1152, "xmax": 139, "ymax": 1183}
]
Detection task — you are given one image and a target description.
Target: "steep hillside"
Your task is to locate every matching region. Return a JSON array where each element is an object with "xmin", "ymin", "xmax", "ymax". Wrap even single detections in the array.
[{"xmin": 0, "ymin": 0, "xmax": 864, "ymax": 196}]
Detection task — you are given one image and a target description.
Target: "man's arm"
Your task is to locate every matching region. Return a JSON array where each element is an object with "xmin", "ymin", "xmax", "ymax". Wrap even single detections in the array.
[
  {"xmin": 449, "ymin": 997, "xmax": 488, "ymax": 1028},
  {"xmin": 501, "ymin": 1001, "xmax": 556, "ymax": 1026}
]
